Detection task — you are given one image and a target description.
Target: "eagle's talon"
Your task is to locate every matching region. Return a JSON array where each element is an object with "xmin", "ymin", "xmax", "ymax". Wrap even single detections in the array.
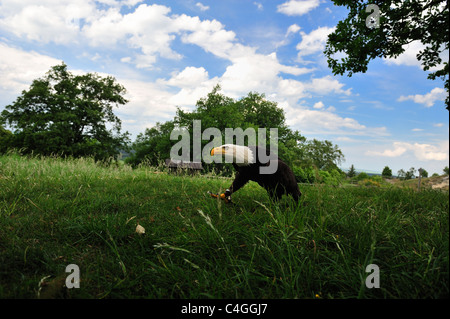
[{"xmin": 220, "ymin": 192, "xmax": 232, "ymax": 203}]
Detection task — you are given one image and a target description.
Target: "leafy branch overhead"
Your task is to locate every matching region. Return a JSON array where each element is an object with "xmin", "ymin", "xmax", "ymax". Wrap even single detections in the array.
[{"xmin": 324, "ymin": 0, "xmax": 449, "ymax": 110}]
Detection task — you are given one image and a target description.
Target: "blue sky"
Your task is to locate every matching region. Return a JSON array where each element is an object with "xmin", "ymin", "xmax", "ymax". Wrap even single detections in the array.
[{"xmin": 0, "ymin": 0, "xmax": 448, "ymax": 174}]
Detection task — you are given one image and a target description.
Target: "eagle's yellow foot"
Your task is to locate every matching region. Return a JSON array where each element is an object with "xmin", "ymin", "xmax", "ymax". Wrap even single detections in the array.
[
  {"xmin": 208, "ymin": 190, "xmax": 232, "ymax": 203},
  {"xmin": 220, "ymin": 192, "xmax": 232, "ymax": 203}
]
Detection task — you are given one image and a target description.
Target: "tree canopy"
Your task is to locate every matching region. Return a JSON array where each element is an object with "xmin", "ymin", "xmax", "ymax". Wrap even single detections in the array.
[
  {"xmin": 324, "ymin": 0, "xmax": 449, "ymax": 110},
  {"xmin": 0, "ymin": 125, "xmax": 12, "ymax": 154},
  {"xmin": 382, "ymin": 166, "xmax": 393, "ymax": 178},
  {"xmin": 0, "ymin": 63, "xmax": 130, "ymax": 160}
]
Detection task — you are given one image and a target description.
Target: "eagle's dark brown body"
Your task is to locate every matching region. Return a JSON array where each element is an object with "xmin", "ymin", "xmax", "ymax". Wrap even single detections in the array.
[{"xmin": 212, "ymin": 144, "xmax": 301, "ymax": 202}]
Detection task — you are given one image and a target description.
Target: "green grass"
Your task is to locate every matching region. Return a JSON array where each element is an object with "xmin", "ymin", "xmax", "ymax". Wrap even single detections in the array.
[{"xmin": 0, "ymin": 154, "xmax": 448, "ymax": 298}]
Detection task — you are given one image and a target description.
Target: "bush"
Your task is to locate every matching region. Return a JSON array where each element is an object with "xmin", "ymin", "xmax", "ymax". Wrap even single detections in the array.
[
  {"xmin": 293, "ymin": 166, "xmax": 316, "ymax": 184},
  {"xmin": 355, "ymin": 172, "xmax": 369, "ymax": 181},
  {"xmin": 359, "ymin": 178, "xmax": 381, "ymax": 187},
  {"xmin": 320, "ymin": 169, "xmax": 344, "ymax": 186},
  {"xmin": 293, "ymin": 166, "xmax": 343, "ymax": 185}
]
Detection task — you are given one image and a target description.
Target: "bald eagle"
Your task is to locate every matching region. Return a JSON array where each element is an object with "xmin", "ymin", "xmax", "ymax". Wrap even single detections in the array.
[{"xmin": 210, "ymin": 144, "xmax": 301, "ymax": 203}]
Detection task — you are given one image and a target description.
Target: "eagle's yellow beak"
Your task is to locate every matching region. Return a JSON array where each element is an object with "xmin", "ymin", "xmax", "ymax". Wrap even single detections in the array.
[{"xmin": 210, "ymin": 147, "xmax": 224, "ymax": 156}]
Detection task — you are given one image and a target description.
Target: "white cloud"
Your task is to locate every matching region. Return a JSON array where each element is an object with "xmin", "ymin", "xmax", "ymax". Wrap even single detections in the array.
[
  {"xmin": 120, "ymin": 56, "xmax": 132, "ymax": 63},
  {"xmin": 133, "ymin": 54, "xmax": 158, "ymax": 69},
  {"xmin": 96, "ymin": 0, "xmax": 144, "ymax": 7},
  {"xmin": 274, "ymin": 24, "xmax": 301, "ymax": 49},
  {"xmin": 254, "ymin": 2, "xmax": 263, "ymax": 11},
  {"xmin": 277, "ymin": 0, "xmax": 321, "ymax": 16},
  {"xmin": 81, "ymin": 7, "xmax": 126, "ymax": 47},
  {"xmin": 0, "ymin": 42, "xmax": 61, "ymax": 94},
  {"xmin": 0, "ymin": 0, "xmax": 95, "ymax": 44},
  {"xmin": 218, "ymin": 50, "xmax": 312, "ymax": 98},
  {"xmin": 306, "ymin": 75, "xmax": 352, "ymax": 96},
  {"xmin": 365, "ymin": 143, "xmax": 407, "ymax": 158},
  {"xmin": 0, "ymin": 2, "xmax": 237, "ymax": 68},
  {"xmin": 313, "ymin": 101, "xmax": 324, "ymax": 109},
  {"xmin": 296, "ymin": 26, "xmax": 335, "ymax": 57},
  {"xmin": 384, "ymin": 41, "xmax": 424, "ymax": 68},
  {"xmin": 292, "ymin": 109, "xmax": 366, "ymax": 131},
  {"xmin": 179, "ymin": 18, "xmax": 237, "ymax": 60},
  {"xmin": 121, "ymin": 0, "xmax": 145, "ymax": 7},
  {"xmin": 195, "ymin": 2, "xmax": 210, "ymax": 11},
  {"xmin": 158, "ymin": 66, "xmax": 218, "ymax": 106},
  {"xmin": 275, "ymin": 79, "xmax": 307, "ymax": 102},
  {"xmin": 398, "ymin": 87, "xmax": 447, "ymax": 108},
  {"xmin": 284, "ymin": 102, "xmax": 389, "ymax": 138},
  {"xmin": 286, "ymin": 24, "xmax": 301, "ymax": 36},
  {"xmin": 162, "ymin": 67, "xmax": 210, "ymax": 88},
  {"xmin": 168, "ymin": 86, "xmax": 217, "ymax": 108},
  {"xmin": 335, "ymin": 136, "xmax": 359, "ymax": 143},
  {"xmin": 117, "ymin": 78, "xmax": 176, "ymax": 124},
  {"xmin": 85, "ymin": 4, "xmax": 185, "ymax": 62},
  {"xmin": 366, "ymin": 141, "xmax": 449, "ymax": 161},
  {"xmin": 413, "ymin": 142, "xmax": 448, "ymax": 161},
  {"xmin": 384, "ymin": 40, "xmax": 449, "ymax": 72}
]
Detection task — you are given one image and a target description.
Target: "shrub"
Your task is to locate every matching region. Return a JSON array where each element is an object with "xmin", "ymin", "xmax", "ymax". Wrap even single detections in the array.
[
  {"xmin": 359, "ymin": 178, "xmax": 381, "ymax": 187},
  {"xmin": 293, "ymin": 166, "xmax": 317, "ymax": 184},
  {"xmin": 355, "ymin": 172, "xmax": 369, "ymax": 181}
]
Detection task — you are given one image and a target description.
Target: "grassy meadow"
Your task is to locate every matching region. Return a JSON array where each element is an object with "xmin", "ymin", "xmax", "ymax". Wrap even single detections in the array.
[{"xmin": 0, "ymin": 154, "xmax": 448, "ymax": 299}]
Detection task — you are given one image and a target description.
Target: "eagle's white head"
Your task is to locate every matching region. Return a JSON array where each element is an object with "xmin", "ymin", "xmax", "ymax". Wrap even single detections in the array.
[{"xmin": 210, "ymin": 144, "xmax": 255, "ymax": 166}]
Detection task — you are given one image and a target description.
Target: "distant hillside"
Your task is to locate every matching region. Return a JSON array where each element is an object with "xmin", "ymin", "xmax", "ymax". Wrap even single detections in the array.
[
  {"xmin": 340, "ymin": 167, "xmax": 382, "ymax": 177},
  {"xmin": 387, "ymin": 174, "xmax": 449, "ymax": 191}
]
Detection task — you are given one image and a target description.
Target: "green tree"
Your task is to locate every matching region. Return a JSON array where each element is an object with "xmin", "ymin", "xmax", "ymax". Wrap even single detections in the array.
[
  {"xmin": 278, "ymin": 129, "xmax": 307, "ymax": 169},
  {"xmin": 444, "ymin": 166, "xmax": 449, "ymax": 175},
  {"xmin": 302, "ymin": 139, "xmax": 345, "ymax": 170},
  {"xmin": 382, "ymin": 165, "xmax": 392, "ymax": 178},
  {"xmin": 175, "ymin": 84, "xmax": 238, "ymax": 133},
  {"xmin": 356, "ymin": 172, "xmax": 369, "ymax": 181},
  {"xmin": 325, "ymin": 0, "xmax": 449, "ymax": 110},
  {"xmin": 174, "ymin": 85, "xmax": 305, "ymax": 164},
  {"xmin": 0, "ymin": 63, "xmax": 129, "ymax": 160},
  {"xmin": 126, "ymin": 121, "xmax": 175, "ymax": 167},
  {"xmin": 236, "ymin": 91, "xmax": 292, "ymax": 143},
  {"xmin": 405, "ymin": 167, "xmax": 417, "ymax": 180},
  {"xmin": 175, "ymin": 85, "xmax": 292, "ymax": 143},
  {"xmin": 397, "ymin": 169, "xmax": 406, "ymax": 180},
  {"xmin": 0, "ymin": 125, "xmax": 13, "ymax": 153},
  {"xmin": 419, "ymin": 168, "xmax": 429, "ymax": 178},
  {"xmin": 347, "ymin": 164, "xmax": 356, "ymax": 178}
]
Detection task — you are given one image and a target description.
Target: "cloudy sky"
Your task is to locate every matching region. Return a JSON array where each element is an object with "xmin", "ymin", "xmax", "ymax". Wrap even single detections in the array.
[{"xmin": 0, "ymin": 0, "xmax": 448, "ymax": 174}]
